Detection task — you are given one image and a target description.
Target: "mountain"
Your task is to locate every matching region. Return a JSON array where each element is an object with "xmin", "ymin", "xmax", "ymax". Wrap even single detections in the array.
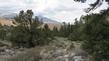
[
  {"xmin": 0, "ymin": 15, "xmax": 62, "ymax": 29},
  {"xmin": 2, "ymin": 13, "xmax": 17, "ymax": 19},
  {"xmin": 37, "ymin": 16, "xmax": 60, "ymax": 24},
  {"xmin": 0, "ymin": 17, "xmax": 14, "ymax": 26},
  {"xmin": 37, "ymin": 16, "xmax": 62, "ymax": 30},
  {"xmin": 2, "ymin": 14, "xmax": 61, "ymax": 24}
]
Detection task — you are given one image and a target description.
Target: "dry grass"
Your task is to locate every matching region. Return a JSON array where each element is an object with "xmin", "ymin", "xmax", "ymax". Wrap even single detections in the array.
[
  {"xmin": 0, "ymin": 37, "xmax": 90, "ymax": 61},
  {"xmin": 44, "ymin": 23, "xmax": 62, "ymax": 30},
  {"xmin": 0, "ymin": 18, "xmax": 14, "ymax": 26},
  {"xmin": 7, "ymin": 47, "xmax": 42, "ymax": 61},
  {"xmin": 0, "ymin": 18, "xmax": 62, "ymax": 30}
]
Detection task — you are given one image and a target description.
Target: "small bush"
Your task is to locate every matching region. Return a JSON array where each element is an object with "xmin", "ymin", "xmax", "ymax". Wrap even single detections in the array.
[{"xmin": 8, "ymin": 48, "xmax": 41, "ymax": 61}]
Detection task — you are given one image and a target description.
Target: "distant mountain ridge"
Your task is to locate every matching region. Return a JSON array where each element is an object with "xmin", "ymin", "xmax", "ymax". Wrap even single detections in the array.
[
  {"xmin": 0, "ymin": 13, "xmax": 62, "ymax": 29},
  {"xmin": 0, "ymin": 18, "xmax": 14, "ymax": 26},
  {"xmin": 2, "ymin": 13, "xmax": 61, "ymax": 24},
  {"xmin": 37, "ymin": 15, "xmax": 61, "ymax": 24},
  {"xmin": 1, "ymin": 13, "xmax": 17, "ymax": 19}
]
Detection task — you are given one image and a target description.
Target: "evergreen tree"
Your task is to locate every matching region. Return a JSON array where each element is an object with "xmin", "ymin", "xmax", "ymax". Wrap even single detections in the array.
[
  {"xmin": 43, "ymin": 24, "xmax": 51, "ymax": 37},
  {"xmin": 74, "ymin": 0, "xmax": 109, "ymax": 12},
  {"xmin": 10, "ymin": 10, "xmax": 44, "ymax": 48},
  {"xmin": 0, "ymin": 25, "xmax": 6, "ymax": 40},
  {"xmin": 82, "ymin": 10, "xmax": 109, "ymax": 61},
  {"xmin": 68, "ymin": 18, "xmax": 84, "ymax": 41},
  {"xmin": 52, "ymin": 26, "xmax": 59, "ymax": 36}
]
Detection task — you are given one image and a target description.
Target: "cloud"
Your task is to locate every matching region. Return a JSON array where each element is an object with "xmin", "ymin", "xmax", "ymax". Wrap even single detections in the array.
[{"xmin": 0, "ymin": 0, "xmax": 108, "ymax": 23}]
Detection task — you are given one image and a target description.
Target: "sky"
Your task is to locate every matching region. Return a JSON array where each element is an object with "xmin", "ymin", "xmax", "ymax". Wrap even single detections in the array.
[{"xmin": 0, "ymin": 0, "xmax": 108, "ymax": 23}]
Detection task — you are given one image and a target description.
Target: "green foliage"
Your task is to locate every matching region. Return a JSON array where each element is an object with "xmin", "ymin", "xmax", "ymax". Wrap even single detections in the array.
[
  {"xmin": 52, "ymin": 26, "xmax": 59, "ymax": 36},
  {"xmin": 44, "ymin": 24, "xmax": 49, "ymax": 30},
  {"xmin": 81, "ymin": 10, "xmax": 109, "ymax": 61},
  {"xmin": 68, "ymin": 18, "xmax": 84, "ymax": 41},
  {"xmin": 43, "ymin": 24, "xmax": 52, "ymax": 37},
  {"xmin": 0, "ymin": 8, "xmax": 109, "ymax": 61},
  {"xmin": 59, "ymin": 22, "xmax": 73, "ymax": 37},
  {"xmin": 0, "ymin": 27, "xmax": 6, "ymax": 40},
  {"xmin": 9, "ymin": 10, "xmax": 52, "ymax": 48},
  {"xmin": 57, "ymin": 18, "xmax": 84, "ymax": 41},
  {"xmin": 10, "ymin": 25, "xmax": 35, "ymax": 47},
  {"xmin": 74, "ymin": 0, "xmax": 109, "ymax": 12},
  {"xmin": 64, "ymin": 9, "xmax": 109, "ymax": 61},
  {"xmin": 56, "ymin": 9, "xmax": 109, "ymax": 61},
  {"xmin": 0, "ymin": 25, "xmax": 11, "ymax": 40}
]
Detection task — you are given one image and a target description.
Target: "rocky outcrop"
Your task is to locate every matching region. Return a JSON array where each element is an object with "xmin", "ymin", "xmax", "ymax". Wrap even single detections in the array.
[
  {"xmin": 39, "ymin": 37, "xmax": 90, "ymax": 61},
  {"xmin": 0, "ymin": 37, "xmax": 91, "ymax": 61}
]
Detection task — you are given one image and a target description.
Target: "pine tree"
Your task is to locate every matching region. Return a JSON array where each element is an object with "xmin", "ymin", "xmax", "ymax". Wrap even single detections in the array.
[
  {"xmin": 82, "ymin": 10, "xmax": 109, "ymax": 61},
  {"xmin": 74, "ymin": 0, "xmax": 109, "ymax": 12},
  {"xmin": 10, "ymin": 10, "xmax": 43, "ymax": 48},
  {"xmin": 52, "ymin": 26, "xmax": 59, "ymax": 36}
]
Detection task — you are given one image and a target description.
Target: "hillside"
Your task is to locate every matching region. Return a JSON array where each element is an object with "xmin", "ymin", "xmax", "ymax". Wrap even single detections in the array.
[
  {"xmin": 0, "ymin": 37, "xmax": 90, "ymax": 61},
  {"xmin": 0, "ymin": 18, "xmax": 14, "ymax": 26},
  {"xmin": 41, "ymin": 23, "xmax": 62, "ymax": 30},
  {"xmin": 0, "ymin": 17, "xmax": 62, "ymax": 29}
]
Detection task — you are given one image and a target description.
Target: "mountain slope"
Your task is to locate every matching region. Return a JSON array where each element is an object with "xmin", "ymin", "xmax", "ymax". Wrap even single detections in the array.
[
  {"xmin": 2, "ymin": 13, "xmax": 17, "ymax": 19},
  {"xmin": 37, "ymin": 16, "xmax": 60, "ymax": 24},
  {"xmin": 2, "ymin": 14, "xmax": 61, "ymax": 24},
  {"xmin": 0, "ymin": 18, "xmax": 14, "ymax": 26},
  {"xmin": 0, "ymin": 16, "xmax": 62, "ymax": 29}
]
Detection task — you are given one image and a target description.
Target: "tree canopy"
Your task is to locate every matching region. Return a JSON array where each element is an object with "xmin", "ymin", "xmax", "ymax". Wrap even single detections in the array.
[{"xmin": 74, "ymin": 0, "xmax": 109, "ymax": 12}]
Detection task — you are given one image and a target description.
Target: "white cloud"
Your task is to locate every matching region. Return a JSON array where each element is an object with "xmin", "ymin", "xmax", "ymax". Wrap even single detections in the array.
[{"xmin": 0, "ymin": 0, "xmax": 108, "ymax": 23}]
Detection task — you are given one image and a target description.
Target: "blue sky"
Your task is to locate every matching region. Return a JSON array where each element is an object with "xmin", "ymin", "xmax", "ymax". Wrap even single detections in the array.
[{"xmin": 0, "ymin": 0, "xmax": 108, "ymax": 23}]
